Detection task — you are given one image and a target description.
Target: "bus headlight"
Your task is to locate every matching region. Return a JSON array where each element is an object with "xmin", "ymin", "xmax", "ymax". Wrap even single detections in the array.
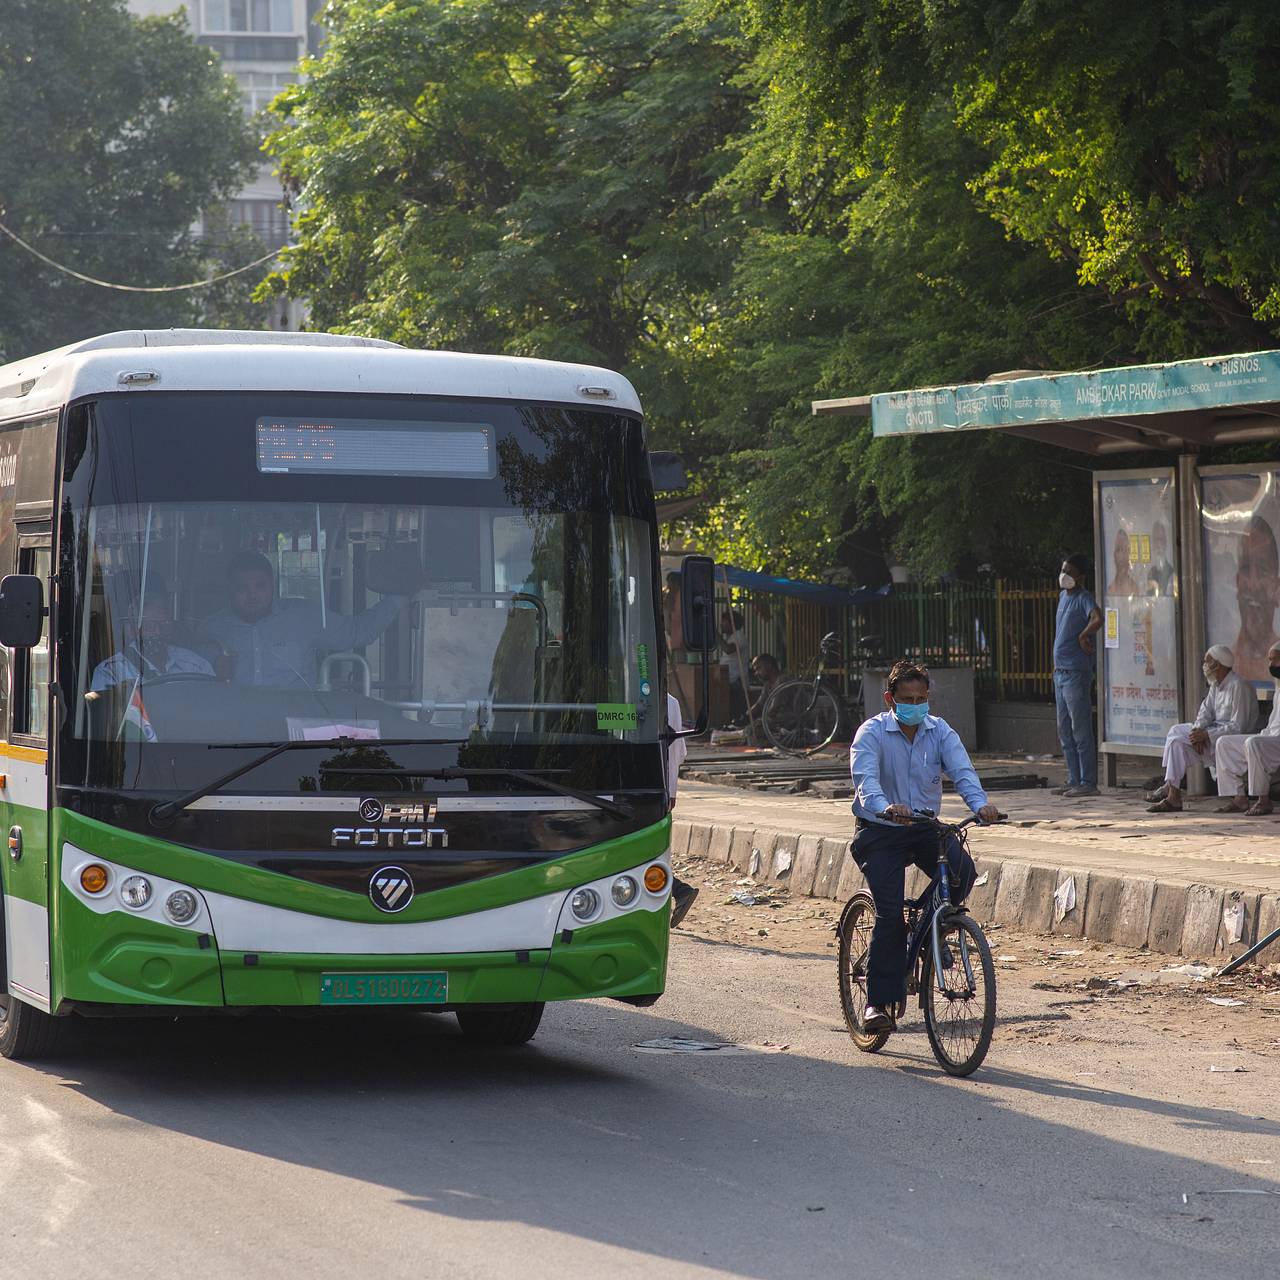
[
  {"xmin": 119, "ymin": 875, "xmax": 153, "ymax": 909},
  {"xmin": 644, "ymin": 865, "xmax": 669, "ymax": 894},
  {"xmin": 165, "ymin": 889, "xmax": 199, "ymax": 924},
  {"xmin": 570, "ymin": 888, "xmax": 600, "ymax": 921},
  {"xmin": 611, "ymin": 876, "xmax": 638, "ymax": 907}
]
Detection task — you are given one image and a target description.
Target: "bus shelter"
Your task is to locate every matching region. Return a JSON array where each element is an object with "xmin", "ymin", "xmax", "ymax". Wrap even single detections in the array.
[{"xmin": 813, "ymin": 349, "xmax": 1280, "ymax": 786}]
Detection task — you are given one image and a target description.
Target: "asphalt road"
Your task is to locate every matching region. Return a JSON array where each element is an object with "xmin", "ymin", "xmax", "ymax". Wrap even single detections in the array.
[{"xmin": 3, "ymin": 925, "xmax": 1278, "ymax": 1279}]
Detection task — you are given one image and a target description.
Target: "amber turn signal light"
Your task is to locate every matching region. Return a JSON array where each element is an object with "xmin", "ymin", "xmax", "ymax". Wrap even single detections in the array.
[
  {"xmin": 644, "ymin": 864, "xmax": 669, "ymax": 893},
  {"xmin": 80, "ymin": 864, "xmax": 109, "ymax": 894}
]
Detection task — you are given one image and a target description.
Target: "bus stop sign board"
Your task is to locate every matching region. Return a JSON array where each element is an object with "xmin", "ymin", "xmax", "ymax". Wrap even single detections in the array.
[{"xmin": 870, "ymin": 351, "xmax": 1279, "ymax": 437}]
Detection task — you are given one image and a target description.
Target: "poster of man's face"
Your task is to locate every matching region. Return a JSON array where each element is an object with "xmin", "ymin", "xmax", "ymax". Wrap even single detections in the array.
[{"xmin": 1203, "ymin": 471, "xmax": 1280, "ymax": 686}]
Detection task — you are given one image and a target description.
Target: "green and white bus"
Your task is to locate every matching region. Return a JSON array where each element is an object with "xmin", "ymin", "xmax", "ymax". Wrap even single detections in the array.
[{"xmin": 0, "ymin": 329, "xmax": 706, "ymax": 1059}]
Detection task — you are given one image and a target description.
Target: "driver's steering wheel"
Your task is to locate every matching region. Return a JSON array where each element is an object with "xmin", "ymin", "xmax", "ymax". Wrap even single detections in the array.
[{"xmin": 135, "ymin": 672, "xmax": 221, "ymax": 687}]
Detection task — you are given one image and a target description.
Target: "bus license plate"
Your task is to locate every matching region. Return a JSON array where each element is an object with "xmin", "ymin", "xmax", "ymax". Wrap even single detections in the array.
[{"xmin": 320, "ymin": 972, "xmax": 448, "ymax": 1005}]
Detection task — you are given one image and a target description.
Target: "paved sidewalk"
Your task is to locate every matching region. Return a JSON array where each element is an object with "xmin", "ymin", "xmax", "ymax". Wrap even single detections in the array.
[
  {"xmin": 673, "ymin": 777, "xmax": 1280, "ymax": 961},
  {"xmin": 676, "ymin": 779, "xmax": 1280, "ymax": 895}
]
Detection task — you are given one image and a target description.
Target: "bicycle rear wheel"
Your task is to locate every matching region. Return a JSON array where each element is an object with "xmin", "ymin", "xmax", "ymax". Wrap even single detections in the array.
[
  {"xmin": 921, "ymin": 913, "xmax": 996, "ymax": 1076},
  {"xmin": 761, "ymin": 679, "xmax": 841, "ymax": 756},
  {"xmin": 836, "ymin": 892, "xmax": 890, "ymax": 1052}
]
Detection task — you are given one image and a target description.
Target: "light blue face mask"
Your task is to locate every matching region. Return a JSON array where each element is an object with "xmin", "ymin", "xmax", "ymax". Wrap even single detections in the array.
[{"xmin": 893, "ymin": 700, "xmax": 929, "ymax": 727}]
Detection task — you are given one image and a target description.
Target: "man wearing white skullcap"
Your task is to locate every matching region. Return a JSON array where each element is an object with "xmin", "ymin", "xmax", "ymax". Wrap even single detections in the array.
[
  {"xmin": 1215, "ymin": 641, "xmax": 1280, "ymax": 816},
  {"xmin": 1148, "ymin": 646, "xmax": 1257, "ymax": 812}
]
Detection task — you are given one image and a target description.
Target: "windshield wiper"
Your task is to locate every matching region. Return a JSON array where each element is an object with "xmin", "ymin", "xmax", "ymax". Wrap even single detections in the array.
[
  {"xmin": 317, "ymin": 763, "xmax": 633, "ymax": 820},
  {"xmin": 438, "ymin": 767, "xmax": 634, "ymax": 820},
  {"xmin": 148, "ymin": 737, "xmax": 429, "ymax": 825}
]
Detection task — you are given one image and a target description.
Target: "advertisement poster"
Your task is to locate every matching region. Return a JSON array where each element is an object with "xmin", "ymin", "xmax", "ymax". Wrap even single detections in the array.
[
  {"xmin": 1202, "ymin": 469, "xmax": 1280, "ymax": 690},
  {"xmin": 1097, "ymin": 474, "xmax": 1179, "ymax": 747}
]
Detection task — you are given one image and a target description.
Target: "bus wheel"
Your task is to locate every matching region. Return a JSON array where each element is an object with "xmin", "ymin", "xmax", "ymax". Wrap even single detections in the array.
[
  {"xmin": 0, "ymin": 992, "xmax": 62, "ymax": 1061},
  {"xmin": 455, "ymin": 1003, "xmax": 544, "ymax": 1046}
]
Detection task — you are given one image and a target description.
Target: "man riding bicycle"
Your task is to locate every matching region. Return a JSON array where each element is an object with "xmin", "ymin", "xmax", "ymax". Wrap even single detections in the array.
[{"xmin": 850, "ymin": 659, "xmax": 999, "ymax": 1032}]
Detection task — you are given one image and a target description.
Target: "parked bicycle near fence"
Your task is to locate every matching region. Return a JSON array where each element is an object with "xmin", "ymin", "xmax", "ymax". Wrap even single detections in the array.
[
  {"xmin": 836, "ymin": 810, "xmax": 1004, "ymax": 1076},
  {"xmin": 760, "ymin": 632, "xmax": 881, "ymax": 755}
]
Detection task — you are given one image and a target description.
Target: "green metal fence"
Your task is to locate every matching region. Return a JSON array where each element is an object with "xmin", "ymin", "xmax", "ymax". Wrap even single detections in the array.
[
  {"xmin": 711, "ymin": 579, "xmax": 1058, "ymax": 702},
  {"xmin": 854, "ymin": 580, "xmax": 1057, "ymax": 701}
]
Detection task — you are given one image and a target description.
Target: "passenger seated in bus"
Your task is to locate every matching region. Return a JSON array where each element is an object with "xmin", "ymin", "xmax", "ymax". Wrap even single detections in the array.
[
  {"xmin": 198, "ymin": 550, "xmax": 410, "ymax": 689},
  {"xmin": 91, "ymin": 578, "xmax": 214, "ymax": 691}
]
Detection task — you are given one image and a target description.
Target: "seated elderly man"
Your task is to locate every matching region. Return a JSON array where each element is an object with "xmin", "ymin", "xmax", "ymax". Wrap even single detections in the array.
[
  {"xmin": 1147, "ymin": 645, "xmax": 1256, "ymax": 813},
  {"xmin": 1216, "ymin": 641, "xmax": 1280, "ymax": 816}
]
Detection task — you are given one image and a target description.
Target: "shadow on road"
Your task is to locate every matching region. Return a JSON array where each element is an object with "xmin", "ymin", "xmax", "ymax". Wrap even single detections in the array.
[{"xmin": 9, "ymin": 997, "xmax": 1274, "ymax": 1279}]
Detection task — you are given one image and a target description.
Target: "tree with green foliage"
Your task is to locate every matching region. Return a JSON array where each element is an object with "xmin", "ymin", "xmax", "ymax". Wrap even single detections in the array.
[
  {"xmin": 0, "ymin": 0, "xmax": 260, "ymax": 361},
  {"xmin": 271, "ymin": 0, "xmax": 1274, "ymax": 582},
  {"xmin": 264, "ymin": 0, "xmax": 747, "ymax": 425},
  {"xmin": 681, "ymin": 67, "xmax": 1134, "ymax": 577},
  {"xmin": 733, "ymin": 0, "xmax": 1280, "ymax": 356}
]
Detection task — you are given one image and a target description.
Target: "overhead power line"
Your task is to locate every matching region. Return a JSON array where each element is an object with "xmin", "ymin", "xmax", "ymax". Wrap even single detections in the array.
[{"xmin": 0, "ymin": 218, "xmax": 282, "ymax": 293}]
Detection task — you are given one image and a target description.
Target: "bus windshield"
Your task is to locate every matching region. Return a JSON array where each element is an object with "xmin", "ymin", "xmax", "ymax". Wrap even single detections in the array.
[{"xmin": 58, "ymin": 392, "xmax": 661, "ymax": 790}]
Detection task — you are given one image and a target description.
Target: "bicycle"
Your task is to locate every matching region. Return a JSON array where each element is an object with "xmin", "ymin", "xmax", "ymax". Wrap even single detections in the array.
[
  {"xmin": 835, "ymin": 810, "xmax": 1003, "ymax": 1076},
  {"xmin": 759, "ymin": 631, "xmax": 880, "ymax": 755}
]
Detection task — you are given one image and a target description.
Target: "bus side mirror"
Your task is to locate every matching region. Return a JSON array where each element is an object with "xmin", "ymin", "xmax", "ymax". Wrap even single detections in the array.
[
  {"xmin": 0, "ymin": 575, "xmax": 43, "ymax": 649},
  {"xmin": 675, "ymin": 555, "xmax": 716, "ymax": 739},
  {"xmin": 650, "ymin": 451, "xmax": 688, "ymax": 492},
  {"xmin": 680, "ymin": 555, "xmax": 715, "ymax": 652}
]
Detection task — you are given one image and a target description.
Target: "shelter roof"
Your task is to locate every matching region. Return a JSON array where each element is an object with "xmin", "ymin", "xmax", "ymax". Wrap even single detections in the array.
[{"xmin": 812, "ymin": 349, "xmax": 1280, "ymax": 455}]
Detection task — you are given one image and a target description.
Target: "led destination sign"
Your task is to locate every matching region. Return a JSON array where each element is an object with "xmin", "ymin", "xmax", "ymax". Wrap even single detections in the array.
[{"xmin": 255, "ymin": 417, "xmax": 496, "ymax": 478}]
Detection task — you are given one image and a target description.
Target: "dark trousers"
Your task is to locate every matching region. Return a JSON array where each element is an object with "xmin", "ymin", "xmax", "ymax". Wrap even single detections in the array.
[
  {"xmin": 851, "ymin": 822, "xmax": 977, "ymax": 1007},
  {"xmin": 727, "ymin": 677, "xmax": 747, "ymax": 723}
]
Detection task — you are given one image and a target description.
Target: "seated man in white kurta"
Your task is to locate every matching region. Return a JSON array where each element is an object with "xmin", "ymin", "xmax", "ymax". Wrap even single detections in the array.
[
  {"xmin": 1216, "ymin": 642, "xmax": 1280, "ymax": 817},
  {"xmin": 1147, "ymin": 644, "xmax": 1256, "ymax": 813}
]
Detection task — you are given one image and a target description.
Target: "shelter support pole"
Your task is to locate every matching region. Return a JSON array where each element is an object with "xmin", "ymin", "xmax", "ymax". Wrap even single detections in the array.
[{"xmin": 1177, "ymin": 453, "xmax": 1209, "ymax": 795}]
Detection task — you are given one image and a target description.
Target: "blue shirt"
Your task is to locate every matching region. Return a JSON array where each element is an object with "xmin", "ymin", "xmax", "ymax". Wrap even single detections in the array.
[
  {"xmin": 1053, "ymin": 587, "xmax": 1098, "ymax": 671},
  {"xmin": 199, "ymin": 596, "xmax": 404, "ymax": 688},
  {"xmin": 91, "ymin": 643, "xmax": 213, "ymax": 692},
  {"xmin": 850, "ymin": 710, "xmax": 989, "ymax": 826}
]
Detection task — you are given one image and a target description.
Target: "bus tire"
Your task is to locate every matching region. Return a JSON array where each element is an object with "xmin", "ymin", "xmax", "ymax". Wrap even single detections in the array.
[
  {"xmin": 455, "ymin": 1003, "xmax": 544, "ymax": 1046},
  {"xmin": 0, "ymin": 992, "xmax": 62, "ymax": 1062}
]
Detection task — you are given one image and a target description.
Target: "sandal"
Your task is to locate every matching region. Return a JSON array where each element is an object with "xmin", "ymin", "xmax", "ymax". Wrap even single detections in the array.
[
  {"xmin": 1146, "ymin": 797, "xmax": 1182, "ymax": 813},
  {"xmin": 1217, "ymin": 798, "xmax": 1251, "ymax": 813},
  {"xmin": 1245, "ymin": 801, "xmax": 1274, "ymax": 817}
]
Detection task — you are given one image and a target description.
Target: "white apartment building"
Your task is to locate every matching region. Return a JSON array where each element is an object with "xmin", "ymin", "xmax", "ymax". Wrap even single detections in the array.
[{"xmin": 126, "ymin": 1, "xmax": 323, "ymax": 325}]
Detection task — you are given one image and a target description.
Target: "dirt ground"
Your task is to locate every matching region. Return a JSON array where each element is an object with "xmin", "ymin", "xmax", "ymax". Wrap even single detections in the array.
[{"xmin": 672, "ymin": 852, "xmax": 1280, "ymax": 1056}]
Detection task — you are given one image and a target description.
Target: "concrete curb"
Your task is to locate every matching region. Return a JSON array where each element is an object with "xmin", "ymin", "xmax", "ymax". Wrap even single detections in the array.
[{"xmin": 675, "ymin": 818, "xmax": 1274, "ymax": 962}]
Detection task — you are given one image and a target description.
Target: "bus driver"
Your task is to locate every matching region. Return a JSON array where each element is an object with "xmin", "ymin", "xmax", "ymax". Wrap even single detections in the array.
[
  {"xmin": 91, "ymin": 577, "xmax": 214, "ymax": 691},
  {"xmin": 199, "ymin": 551, "xmax": 410, "ymax": 689}
]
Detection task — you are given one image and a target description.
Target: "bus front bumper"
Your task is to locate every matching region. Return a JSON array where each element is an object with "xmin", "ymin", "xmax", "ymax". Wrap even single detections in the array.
[{"xmin": 52, "ymin": 832, "xmax": 671, "ymax": 1011}]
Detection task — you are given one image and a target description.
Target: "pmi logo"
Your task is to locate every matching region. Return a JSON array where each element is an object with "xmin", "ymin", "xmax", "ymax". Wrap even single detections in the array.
[{"xmin": 332, "ymin": 798, "xmax": 447, "ymax": 850}]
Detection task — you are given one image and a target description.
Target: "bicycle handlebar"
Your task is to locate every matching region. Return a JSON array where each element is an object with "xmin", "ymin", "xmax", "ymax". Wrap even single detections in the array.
[{"xmin": 877, "ymin": 808, "xmax": 1008, "ymax": 830}]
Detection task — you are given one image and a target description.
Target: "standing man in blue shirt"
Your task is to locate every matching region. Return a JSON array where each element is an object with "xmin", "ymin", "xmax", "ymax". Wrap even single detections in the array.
[
  {"xmin": 850, "ymin": 659, "xmax": 999, "ymax": 1033},
  {"xmin": 200, "ymin": 551, "xmax": 409, "ymax": 689},
  {"xmin": 1053, "ymin": 553, "xmax": 1103, "ymax": 798}
]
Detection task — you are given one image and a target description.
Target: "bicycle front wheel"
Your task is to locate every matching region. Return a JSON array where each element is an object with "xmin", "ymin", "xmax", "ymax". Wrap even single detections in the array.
[
  {"xmin": 836, "ymin": 892, "xmax": 890, "ymax": 1053},
  {"xmin": 921, "ymin": 913, "xmax": 996, "ymax": 1076},
  {"xmin": 761, "ymin": 679, "xmax": 841, "ymax": 756}
]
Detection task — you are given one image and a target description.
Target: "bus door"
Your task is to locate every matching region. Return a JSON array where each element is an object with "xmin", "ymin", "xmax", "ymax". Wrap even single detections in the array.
[{"xmin": 1, "ymin": 531, "xmax": 52, "ymax": 1010}]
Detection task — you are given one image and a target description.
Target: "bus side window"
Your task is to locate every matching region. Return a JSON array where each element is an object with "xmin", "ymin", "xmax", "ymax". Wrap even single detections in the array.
[{"xmin": 11, "ymin": 543, "xmax": 50, "ymax": 742}]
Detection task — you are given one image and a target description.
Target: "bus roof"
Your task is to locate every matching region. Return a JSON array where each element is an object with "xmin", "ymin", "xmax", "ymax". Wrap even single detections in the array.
[{"xmin": 0, "ymin": 329, "xmax": 643, "ymax": 423}]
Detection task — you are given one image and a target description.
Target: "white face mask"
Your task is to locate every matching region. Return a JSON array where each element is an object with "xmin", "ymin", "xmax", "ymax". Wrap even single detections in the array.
[{"xmin": 1059, "ymin": 572, "xmax": 1076, "ymax": 590}]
